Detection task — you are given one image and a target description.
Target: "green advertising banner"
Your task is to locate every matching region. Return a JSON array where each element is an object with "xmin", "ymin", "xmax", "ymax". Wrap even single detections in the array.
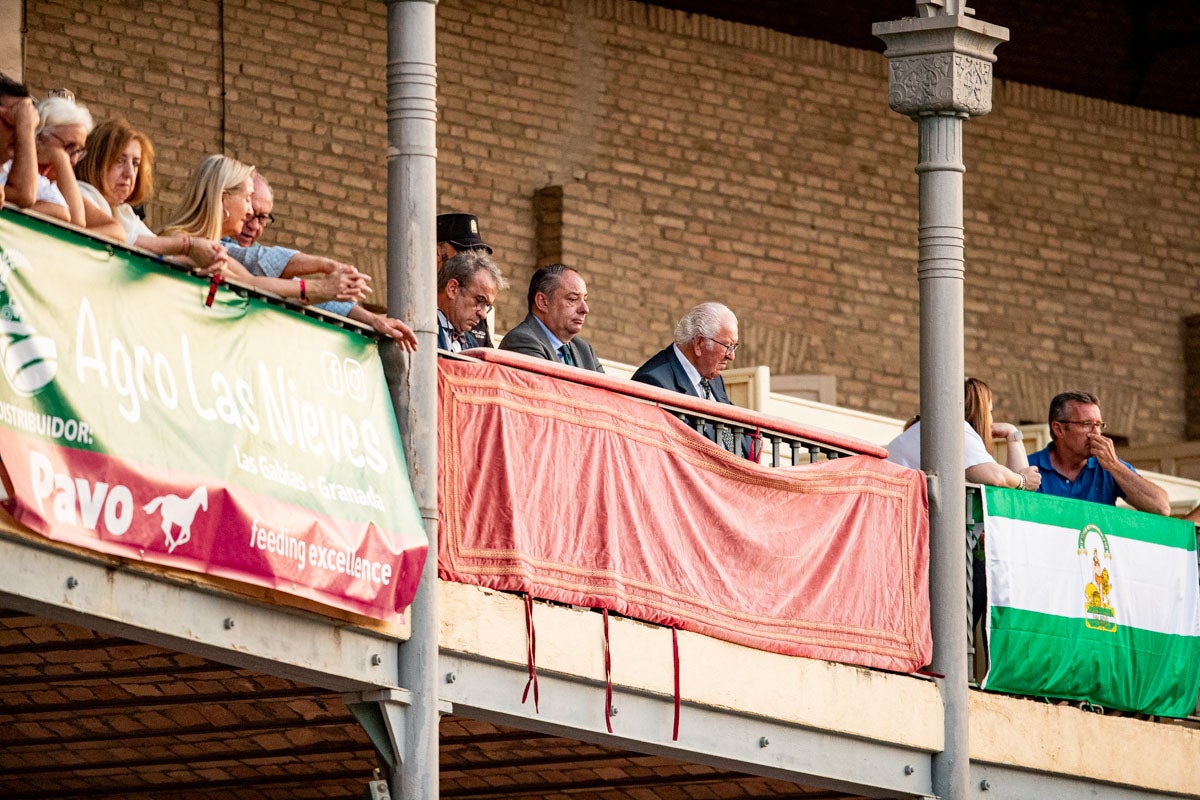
[{"xmin": 0, "ymin": 210, "xmax": 426, "ymax": 619}]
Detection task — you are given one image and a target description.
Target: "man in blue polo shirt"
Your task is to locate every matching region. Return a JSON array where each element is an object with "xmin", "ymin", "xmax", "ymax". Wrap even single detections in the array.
[{"xmin": 1028, "ymin": 390, "xmax": 1169, "ymax": 515}]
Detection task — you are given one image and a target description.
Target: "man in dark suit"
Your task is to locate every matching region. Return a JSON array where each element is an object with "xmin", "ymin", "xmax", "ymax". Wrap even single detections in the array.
[
  {"xmin": 633, "ymin": 302, "xmax": 746, "ymax": 454},
  {"xmin": 436, "ymin": 249, "xmax": 507, "ymax": 352},
  {"xmin": 499, "ymin": 264, "xmax": 604, "ymax": 372}
]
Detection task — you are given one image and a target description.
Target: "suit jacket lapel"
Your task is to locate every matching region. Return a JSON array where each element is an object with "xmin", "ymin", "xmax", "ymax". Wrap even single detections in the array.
[
  {"xmin": 710, "ymin": 376, "xmax": 731, "ymax": 404},
  {"xmin": 666, "ymin": 348, "xmax": 699, "ymax": 397}
]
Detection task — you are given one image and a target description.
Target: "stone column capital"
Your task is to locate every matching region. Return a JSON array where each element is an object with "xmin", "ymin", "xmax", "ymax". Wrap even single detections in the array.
[{"xmin": 873, "ymin": 14, "xmax": 1009, "ymax": 118}]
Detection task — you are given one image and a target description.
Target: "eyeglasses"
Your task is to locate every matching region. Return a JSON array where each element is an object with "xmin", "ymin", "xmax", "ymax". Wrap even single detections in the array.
[
  {"xmin": 702, "ymin": 335, "xmax": 738, "ymax": 357},
  {"xmin": 453, "ymin": 282, "xmax": 493, "ymax": 312},
  {"xmin": 251, "ymin": 212, "xmax": 275, "ymax": 227},
  {"xmin": 48, "ymin": 131, "xmax": 86, "ymax": 161},
  {"xmin": 1057, "ymin": 420, "xmax": 1107, "ymax": 432}
]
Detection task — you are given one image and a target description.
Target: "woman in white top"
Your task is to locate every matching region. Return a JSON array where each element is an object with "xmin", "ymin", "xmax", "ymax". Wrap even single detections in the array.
[
  {"xmin": 887, "ymin": 377, "xmax": 1041, "ymax": 491},
  {"xmin": 74, "ymin": 117, "xmax": 225, "ymax": 271}
]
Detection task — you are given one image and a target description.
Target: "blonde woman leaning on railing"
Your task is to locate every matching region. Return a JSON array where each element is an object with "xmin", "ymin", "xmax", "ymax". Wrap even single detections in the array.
[{"xmin": 160, "ymin": 154, "xmax": 368, "ymax": 306}]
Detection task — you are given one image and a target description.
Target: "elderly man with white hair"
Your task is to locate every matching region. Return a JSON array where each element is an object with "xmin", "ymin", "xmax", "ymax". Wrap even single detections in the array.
[
  {"xmin": 632, "ymin": 302, "xmax": 748, "ymax": 455},
  {"xmin": 633, "ymin": 302, "xmax": 739, "ymax": 402}
]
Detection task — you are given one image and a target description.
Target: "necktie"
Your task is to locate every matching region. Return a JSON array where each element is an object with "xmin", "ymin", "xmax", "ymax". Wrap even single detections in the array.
[
  {"xmin": 558, "ymin": 343, "xmax": 575, "ymax": 366},
  {"xmin": 700, "ymin": 379, "xmax": 735, "ymax": 451},
  {"xmin": 442, "ymin": 325, "xmax": 470, "ymax": 352}
]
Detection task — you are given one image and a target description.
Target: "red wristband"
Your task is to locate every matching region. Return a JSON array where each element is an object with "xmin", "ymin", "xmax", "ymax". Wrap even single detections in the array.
[{"xmin": 299, "ymin": 279, "xmax": 308, "ymax": 303}]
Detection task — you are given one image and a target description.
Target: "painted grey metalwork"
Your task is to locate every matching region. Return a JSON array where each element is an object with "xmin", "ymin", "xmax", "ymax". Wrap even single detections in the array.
[
  {"xmin": 440, "ymin": 651, "xmax": 936, "ymax": 800},
  {"xmin": 0, "ymin": 531, "xmax": 402, "ymax": 691},
  {"xmin": 662, "ymin": 405, "xmax": 858, "ymax": 463},
  {"xmin": 873, "ymin": 8, "xmax": 1008, "ymax": 800},
  {"xmin": 384, "ymin": 1, "xmax": 440, "ymax": 799},
  {"xmin": 967, "ymin": 763, "xmax": 1185, "ymax": 800}
]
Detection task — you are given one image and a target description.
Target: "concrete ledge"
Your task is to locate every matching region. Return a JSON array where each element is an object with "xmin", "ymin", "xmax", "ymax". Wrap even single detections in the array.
[
  {"xmin": 439, "ymin": 580, "xmax": 943, "ymax": 751},
  {"xmin": 970, "ymin": 690, "xmax": 1200, "ymax": 797}
]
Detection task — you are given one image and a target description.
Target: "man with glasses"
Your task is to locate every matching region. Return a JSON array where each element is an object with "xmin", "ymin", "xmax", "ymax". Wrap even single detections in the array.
[
  {"xmin": 223, "ymin": 172, "xmax": 416, "ymax": 350},
  {"xmin": 438, "ymin": 213, "xmax": 495, "ymax": 346},
  {"xmin": 1028, "ymin": 390, "xmax": 1169, "ymax": 514},
  {"xmin": 633, "ymin": 303, "xmax": 747, "ymax": 454},
  {"xmin": 499, "ymin": 264, "xmax": 603, "ymax": 371},
  {"xmin": 437, "ymin": 249, "xmax": 507, "ymax": 352}
]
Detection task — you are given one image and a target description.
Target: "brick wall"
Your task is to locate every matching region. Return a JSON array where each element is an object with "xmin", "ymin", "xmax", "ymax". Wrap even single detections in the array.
[{"xmin": 23, "ymin": 0, "xmax": 1200, "ymax": 444}]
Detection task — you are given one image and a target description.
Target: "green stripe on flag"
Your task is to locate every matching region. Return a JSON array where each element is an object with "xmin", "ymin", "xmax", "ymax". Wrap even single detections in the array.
[
  {"xmin": 985, "ymin": 606, "xmax": 1200, "ymax": 718},
  {"xmin": 984, "ymin": 486, "xmax": 1197, "ymax": 550}
]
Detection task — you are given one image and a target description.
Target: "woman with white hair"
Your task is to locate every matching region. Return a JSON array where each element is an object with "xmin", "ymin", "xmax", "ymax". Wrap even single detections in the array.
[
  {"xmin": 160, "ymin": 154, "xmax": 369, "ymax": 305},
  {"xmin": 34, "ymin": 90, "xmax": 123, "ymax": 238}
]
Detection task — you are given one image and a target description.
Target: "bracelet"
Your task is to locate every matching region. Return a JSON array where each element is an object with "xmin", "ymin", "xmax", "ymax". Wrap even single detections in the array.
[
  {"xmin": 186, "ymin": 235, "xmax": 193, "ymax": 258},
  {"xmin": 1017, "ymin": 473, "xmax": 1027, "ymax": 491},
  {"xmin": 1007, "ymin": 431, "xmax": 1024, "ymax": 443},
  {"xmin": 299, "ymin": 279, "xmax": 308, "ymax": 304}
]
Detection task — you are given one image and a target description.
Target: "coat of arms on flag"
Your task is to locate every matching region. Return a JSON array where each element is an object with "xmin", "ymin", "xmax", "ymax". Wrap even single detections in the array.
[{"xmin": 1079, "ymin": 524, "xmax": 1115, "ymax": 632}]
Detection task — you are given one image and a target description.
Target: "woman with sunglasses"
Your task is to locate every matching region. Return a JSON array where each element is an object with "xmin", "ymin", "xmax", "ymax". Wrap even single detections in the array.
[
  {"xmin": 33, "ymin": 91, "xmax": 123, "ymax": 238},
  {"xmin": 160, "ymin": 154, "xmax": 369, "ymax": 306}
]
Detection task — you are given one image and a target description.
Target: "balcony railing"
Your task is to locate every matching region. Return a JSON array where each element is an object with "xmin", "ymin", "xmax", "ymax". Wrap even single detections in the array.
[{"xmin": 440, "ymin": 347, "xmax": 887, "ymax": 463}]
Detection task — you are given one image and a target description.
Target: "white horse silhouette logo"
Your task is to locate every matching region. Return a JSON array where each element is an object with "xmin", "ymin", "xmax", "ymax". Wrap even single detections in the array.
[{"xmin": 143, "ymin": 485, "xmax": 209, "ymax": 553}]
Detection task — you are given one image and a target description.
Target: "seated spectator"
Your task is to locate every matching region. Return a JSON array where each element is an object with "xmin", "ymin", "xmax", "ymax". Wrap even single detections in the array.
[
  {"xmin": 160, "ymin": 154, "xmax": 368, "ymax": 306},
  {"xmin": 0, "ymin": 74, "xmax": 52, "ymax": 212},
  {"xmin": 889, "ymin": 377, "xmax": 1041, "ymax": 631},
  {"xmin": 74, "ymin": 117, "xmax": 226, "ymax": 272},
  {"xmin": 34, "ymin": 90, "xmax": 122, "ymax": 237},
  {"xmin": 1028, "ymin": 390, "xmax": 1170, "ymax": 514},
  {"xmin": 499, "ymin": 264, "xmax": 602, "ymax": 371},
  {"xmin": 438, "ymin": 213, "xmax": 495, "ymax": 346},
  {"xmin": 887, "ymin": 377, "xmax": 1041, "ymax": 491},
  {"xmin": 437, "ymin": 249, "xmax": 507, "ymax": 352},
  {"xmin": 223, "ymin": 173, "xmax": 415, "ymax": 350},
  {"xmin": 632, "ymin": 302, "xmax": 749, "ymax": 455},
  {"xmin": 633, "ymin": 302, "xmax": 738, "ymax": 402}
]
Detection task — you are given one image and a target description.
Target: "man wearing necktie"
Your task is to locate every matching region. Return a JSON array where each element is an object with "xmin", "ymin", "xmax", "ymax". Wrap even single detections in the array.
[
  {"xmin": 437, "ymin": 213, "xmax": 496, "ymax": 347},
  {"xmin": 499, "ymin": 264, "xmax": 604, "ymax": 372},
  {"xmin": 632, "ymin": 302, "xmax": 745, "ymax": 455},
  {"xmin": 436, "ymin": 249, "xmax": 508, "ymax": 353}
]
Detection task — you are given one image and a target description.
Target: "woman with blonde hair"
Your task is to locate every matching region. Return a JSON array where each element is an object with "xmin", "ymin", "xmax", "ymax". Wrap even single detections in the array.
[
  {"xmin": 74, "ymin": 117, "xmax": 225, "ymax": 271},
  {"xmin": 887, "ymin": 377, "xmax": 1040, "ymax": 491},
  {"xmin": 161, "ymin": 154, "xmax": 368, "ymax": 305}
]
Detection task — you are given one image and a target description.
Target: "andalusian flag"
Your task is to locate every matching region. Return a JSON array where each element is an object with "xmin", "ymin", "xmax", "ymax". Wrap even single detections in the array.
[{"xmin": 982, "ymin": 487, "xmax": 1200, "ymax": 717}]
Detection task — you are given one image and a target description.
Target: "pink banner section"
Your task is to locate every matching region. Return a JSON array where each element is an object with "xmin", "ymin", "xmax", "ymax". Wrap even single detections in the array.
[
  {"xmin": 438, "ymin": 359, "xmax": 932, "ymax": 673},
  {"xmin": 0, "ymin": 430, "xmax": 426, "ymax": 620}
]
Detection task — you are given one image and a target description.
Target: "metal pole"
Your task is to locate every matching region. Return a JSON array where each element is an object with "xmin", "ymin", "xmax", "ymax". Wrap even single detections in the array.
[
  {"xmin": 385, "ymin": 1, "xmax": 439, "ymax": 799},
  {"xmin": 873, "ymin": 11, "xmax": 1007, "ymax": 800},
  {"xmin": 917, "ymin": 109, "xmax": 969, "ymax": 799}
]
